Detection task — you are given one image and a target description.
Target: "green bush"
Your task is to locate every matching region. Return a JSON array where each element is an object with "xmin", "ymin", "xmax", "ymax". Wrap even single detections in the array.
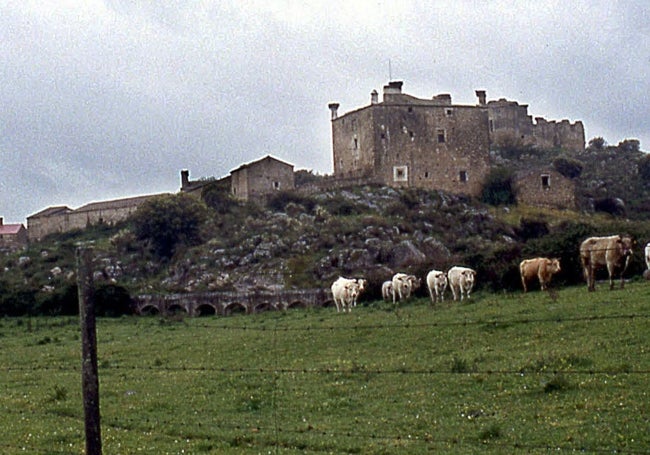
[
  {"xmin": 553, "ymin": 156, "xmax": 583, "ymax": 178},
  {"xmin": 130, "ymin": 194, "xmax": 210, "ymax": 259},
  {"xmin": 94, "ymin": 284, "xmax": 133, "ymax": 317},
  {"xmin": 481, "ymin": 167, "xmax": 516, "ymax": 206}
]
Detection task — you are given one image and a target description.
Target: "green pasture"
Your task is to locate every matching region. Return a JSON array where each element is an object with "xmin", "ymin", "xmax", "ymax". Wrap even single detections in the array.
[{"xmin": 0, "ymin": 283, "xmax": 649, "ymax": 454}]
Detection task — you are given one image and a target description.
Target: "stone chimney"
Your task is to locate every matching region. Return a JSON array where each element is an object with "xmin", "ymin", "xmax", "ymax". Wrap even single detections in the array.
[
  {"xmin": 383, "ymin": 80, "xmax": 403, "ymax": 95},
  {"xmin": 475, "ymin": 90, "xmax": 487, "ymax": 106},
  {"xmin": 370, "ymin": 89, "xmax": 379, "ymax": 104},
  {"xmin": 328, "ymin": 103, "xmax": 340, "ymax": 120},
  {"xmin": 181, "ymin": 170, "xmax": 190, "ymax": 190}
]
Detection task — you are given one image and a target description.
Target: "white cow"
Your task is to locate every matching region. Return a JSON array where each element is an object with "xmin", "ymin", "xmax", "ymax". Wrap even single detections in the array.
[
  {"xmin": 447, "ymin": 266, "xmax": 476, "ymax": 301},
  {"xmin": 391, "ymin": 273, "xmax": 421, "ymax": 304},
  {"xmin": 426, "ymin": 270, "xmax": 448, "ymax": 304},
  {"xmin": 330, "ymin": 277, "xmax": 366, "ymax": 312},
  {"xmin": 645, "ymin": 242, "xmax": 650, "ymax": 270},
  {"xmin": 381, "ymin": 281, "xmax": 394, "ymax": 301}
]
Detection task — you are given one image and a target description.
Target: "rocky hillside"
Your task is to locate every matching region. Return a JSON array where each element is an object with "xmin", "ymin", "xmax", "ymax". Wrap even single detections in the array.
[
  {"xmin": 2, "ymin": 178, "xmax": 650, "ymax": 317},
  {"xmin": 2, "ymin": 139, "xmax": 650, "ymax": 316}
]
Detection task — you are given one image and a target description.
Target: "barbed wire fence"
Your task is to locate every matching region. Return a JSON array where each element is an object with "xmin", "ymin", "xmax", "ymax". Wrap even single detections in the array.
[{"xmin": 3, "ymin": 306, "xmax": 650, "ymax": 454}]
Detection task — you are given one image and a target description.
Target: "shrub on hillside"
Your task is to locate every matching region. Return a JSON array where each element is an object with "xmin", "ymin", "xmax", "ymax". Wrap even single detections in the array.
[
  {"xmin": 481, "ymin": 167, "xmax": 516, "ymax": 206},
  {"xmin": 35, "ymin": 284, "xmax": 78, "ymax": 316},
  {"xmin": 266, "ymin": 191, "xmax": 317, "ymax": 214},
  {"xmin": 94, "ymin": 284, "xmax": 133, "ymax": 317},
  {"xmin": 553, "ymin": 156, "xmax": 583, "ymax": 179},
  {"xmin": 130, "ymin": 194, "xmax": 210, "ymax": 259},
  {"xmin": 0, "ymin": 285, "xmax": 36, "ymax": 316},
  {"xmin": 516, "ymin": 218, "xmax": 550, "ymax": 241}
]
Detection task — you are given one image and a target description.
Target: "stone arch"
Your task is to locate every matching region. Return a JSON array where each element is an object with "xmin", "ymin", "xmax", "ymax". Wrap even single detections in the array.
[
  {"xmin": 139, "ymin": 304, "xmax": 160, "ymax": 316},
  {"xmin": 253, "ymin": 302, "xmax": 275, "ymax": 313},
  {"xmin": 224, "ymin": 302, "xmax": 247, "ymax": 315},
  {"xmin": 321, "ymin": 298, "xmax": 336, "ymax": 309},
  {"xmin": 287, "ymin": 300, "xmax": 307, "ymax": 310},
  {"xmin": 167, "ymin": 303, "xmax": 187, "ymax": 315},
  {"xmin": 196, "ymin": 304, "xmax": 217, "ymax": 317}
]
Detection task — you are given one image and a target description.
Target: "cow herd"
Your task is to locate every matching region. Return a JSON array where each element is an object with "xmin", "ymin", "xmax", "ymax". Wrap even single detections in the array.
[{"xmin": 330, "ymin": 234, "xmax": 647, "ymax": 312}]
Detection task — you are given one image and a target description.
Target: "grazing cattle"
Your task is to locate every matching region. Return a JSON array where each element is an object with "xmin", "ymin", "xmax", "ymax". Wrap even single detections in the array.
[
  {"xmin": 645, "ymin": 243, "xmax": 650, "ymax": 270},
  {"xmin": 426, "ymin": 270, "xmax": 448, "ymax": 304},
  {"xmin": 447, "ymin": 266, "xmax": 476, "ymax": 301},
  {"xmin": 330, "ymin": 276, "xmax": 366, "ymax": 312},
  {"xmin": 579, "ymin": 235, "xmax": 633, "ymax": 291},
  {"xmin": 391, "ymin": 273, "xmax": 421, "ymax": 304},
  {"xmin": 519, "ymin": 257, "xmax": 561, "ymax": 292},
  {"xmin": 381, "ymin": 281, "xmax": 394, "ymax": 301}
]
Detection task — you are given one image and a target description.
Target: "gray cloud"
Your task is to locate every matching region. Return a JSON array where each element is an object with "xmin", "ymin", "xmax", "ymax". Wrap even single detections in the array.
[{"xmin": 1, "ymin": 1, "xmax": 648, "ymax": 222}]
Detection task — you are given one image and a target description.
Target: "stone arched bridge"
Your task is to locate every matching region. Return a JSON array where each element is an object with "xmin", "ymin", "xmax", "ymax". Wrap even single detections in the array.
[{"xmin": 133, "ymin": 289, "xmax": 334, "ymax": 317}]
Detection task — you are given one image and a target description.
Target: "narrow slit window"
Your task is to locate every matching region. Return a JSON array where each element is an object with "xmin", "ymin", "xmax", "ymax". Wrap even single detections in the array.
[{"xmin": 541, "ymin": 174, "xmax": 550, "ymax": 189}]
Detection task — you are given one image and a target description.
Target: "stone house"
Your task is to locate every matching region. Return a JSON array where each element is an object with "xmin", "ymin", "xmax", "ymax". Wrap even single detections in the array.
[
  {"xmin": 329, "ymin": 81, "xmax": 491, "ymax": 197},
  {"xmin": 230, "ymin": 155, "xmax": 295, "ymax": 202},
  {"xmin": 27, "ymin": 194, "xmax": 158, "ymax": 241},
  {"xmin": 513, "ymin": 168, "xmax": 576, "ymax": 209},
  {"xmin": 0, "ymin": 218, "xmax": 28, "ymax": 252}
]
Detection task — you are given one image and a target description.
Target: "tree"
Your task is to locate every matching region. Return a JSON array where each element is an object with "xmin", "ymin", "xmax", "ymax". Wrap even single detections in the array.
[
  {"xmin": 638, "ymin": 154, "xmax": 650, "ymax": 185},
  {"xmin": 130, "ymin": 194, "xmax": 210, "ymax": 259},
  {"xmin": 481, "ymin": 167, "xmax": 516, "ymax": 206},
  {"xmin": 617, "ymin": 139, "xmax": 640, "ymax": 153},
  {"xmin": 553, "ymin": 156, "xmax": 583, "ymax": 179},
  {"xmin": 588, "ymin": 137, "xmax": 606, "ymax": 150}
]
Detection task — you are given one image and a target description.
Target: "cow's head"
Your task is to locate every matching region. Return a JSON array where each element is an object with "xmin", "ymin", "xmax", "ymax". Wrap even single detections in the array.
[
  {"xmin": 619, "ymin": 236, "xmax": 634, "ymax": 257},
  {"xmin": 550, "ymin": 258, "xmax": 561, "ymax": 273},
  {"xmin": 463, "ymin": 270, "xmax": 476, "ymax": 286},
  {"xmin": 346, "ymin": 284, "xmax": 360, "ymax": 300},
  {"xmin": 409, "ymin": 275, "xmax": 422, "ymax": 290}
]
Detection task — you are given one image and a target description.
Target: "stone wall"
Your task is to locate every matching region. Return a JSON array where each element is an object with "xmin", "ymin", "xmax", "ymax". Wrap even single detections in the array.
[
  {"xmin": 27, "ymin": 195, "xmax": 156, "ymax": 241},
  {"xmin": 513, "ymin": 168, "xmax": 576, "ymax": 209},
  {"xmin": 331, "ymin": 83, "xmax": 491, "ymax": 197},
  {"xmin": 487, "ymin": 98, "xmax": 584, "ymax": 152}
]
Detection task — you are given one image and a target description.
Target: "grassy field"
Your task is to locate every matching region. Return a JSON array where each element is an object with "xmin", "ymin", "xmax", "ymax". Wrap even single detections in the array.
[{"xmin": 1, "ymin": 282, "xmax": 649, "ymax": 454}]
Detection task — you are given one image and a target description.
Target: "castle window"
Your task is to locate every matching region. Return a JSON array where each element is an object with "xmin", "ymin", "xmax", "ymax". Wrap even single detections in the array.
[
  {"xmin": 408, "ymin": 107, "xmax": 413, "ymax": 113},
  {"xmin": 437, "ymin": 129, "xmax": 446, "ymax": 143},
  {"xmin": 459, "ymin": 170, "xmax": 468, "ymax": 182},
  {"xmin": 541, "ymin": 174, "xmax": 550, "ymax": 189},
  {"xmin": 353, "ymin": 137, "xmax": 358, "ymax": 149},
  {"xmin": 381, "ymin": 133, "xmax": 386, "ymax": 139},
  {"xmin": 393, "ymin": 166, "xmax": 408, "ymax": 182},
  {"xmin": 273, "ymin": 181, "xmax": 281, "ymax": 190},
  {"xmin": 489, "ymin": 119, "xmax": 494, "ymax": 132},
  {"xmin": 409, "ymin": 131, "xmax": 415, "ymax": 141},
  {"xmin": 424, "ymin": 171, "xmax": 430, "ymax": 179},
  {"xmin": 446, "ymin": 108, "xmax": 453, "ymax": 116}
]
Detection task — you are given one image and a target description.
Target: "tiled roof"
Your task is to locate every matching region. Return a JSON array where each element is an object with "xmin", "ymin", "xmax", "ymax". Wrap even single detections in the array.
[
  {"xmin": 75, "ymin": 194, "xmax": 158, "ymax": 213},
  {"xmin": 27, "ymin": 206, "xmax": 72, "ymax": 219},
  {"xmin": 230, "ymin": 155, "xmax": 294, "ymax": 174},
  {"xmin": 0, "ymin": 224, "xmax": 25, "ymax": 235}
]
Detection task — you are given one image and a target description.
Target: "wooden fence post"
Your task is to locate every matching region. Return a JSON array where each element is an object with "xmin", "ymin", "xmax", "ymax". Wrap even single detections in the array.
[{"xmin": 77, "ymin": 246, "xmax": 102, "ymax": 455}]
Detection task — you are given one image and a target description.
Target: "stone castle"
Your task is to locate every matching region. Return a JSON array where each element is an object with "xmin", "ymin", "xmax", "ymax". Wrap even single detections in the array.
[
  {"xmin": 11, "ymin": 81, "xmax": 585, "ymax": 245},
  {"xmin": 328, "ymin": 81, "xmax": 584, "ymax": 198}
]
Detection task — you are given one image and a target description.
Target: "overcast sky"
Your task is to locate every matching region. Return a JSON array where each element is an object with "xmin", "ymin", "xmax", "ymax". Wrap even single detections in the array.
[{"xmin": 1, "ymin": 1, "xmax": 648, "ymax": 223}]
